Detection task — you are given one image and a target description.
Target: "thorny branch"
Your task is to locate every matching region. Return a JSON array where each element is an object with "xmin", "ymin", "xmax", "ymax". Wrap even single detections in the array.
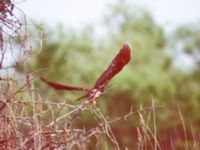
[
  {"xmin": 0, "ymin": 0, "xmax": 40, "ymax": 70},
  {"xmin": 1, "ymin": 85, "xmax": 160, "ymax": 149}
]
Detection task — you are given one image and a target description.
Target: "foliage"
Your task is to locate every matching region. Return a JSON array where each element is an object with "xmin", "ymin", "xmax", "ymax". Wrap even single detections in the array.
[
  {"xmin": 1, "ymin": 0, "xmax": 200, "ymax": 149},
  {"xmin": 170, "ymin": 23, "xmax": 200, "ymax": 71}
]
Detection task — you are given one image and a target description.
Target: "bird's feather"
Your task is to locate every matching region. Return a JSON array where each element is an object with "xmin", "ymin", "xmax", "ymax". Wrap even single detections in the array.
[
  {"xmin": 93, "ymin": 43, "xmax": 131, "ymax": 91},
  {"xmin": 40, "ymin": 77, "xmax": 89, "ymax": 92}
]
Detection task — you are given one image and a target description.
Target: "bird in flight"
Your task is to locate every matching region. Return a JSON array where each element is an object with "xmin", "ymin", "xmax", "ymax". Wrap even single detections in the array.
[{"xmin": 41, "ymin": 43, "xmax": 131, "ymax": 104}]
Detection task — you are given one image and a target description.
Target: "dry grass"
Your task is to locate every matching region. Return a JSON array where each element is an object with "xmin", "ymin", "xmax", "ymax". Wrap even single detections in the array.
[
  {"xmin": 1, "ymin": 1, "xmax": 199, "ymax": 149},
  {"xmin": 0, "ymin": 74, "xmax": 158, "ymax": 149},
  {"xmin": 1, "ymin": 71, "xmax": 200, "ymax": 150},
  {"xmin": 2, "ymin": 75, "xmax": 198, "ymax": 150}
]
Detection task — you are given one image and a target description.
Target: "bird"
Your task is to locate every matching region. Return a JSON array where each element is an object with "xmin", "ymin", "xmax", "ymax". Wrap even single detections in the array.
[{"xmin": 40, "ymin": 42, "xmax": 131, "ymax": 104}]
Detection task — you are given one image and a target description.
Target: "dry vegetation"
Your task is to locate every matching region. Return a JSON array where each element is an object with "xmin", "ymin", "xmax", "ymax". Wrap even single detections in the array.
[
  {"xmin": 1, "ymin": 80, "xmax": 198, "ymax": 149},
  {"xmin": 0, "ymin": 1, "xmax": 199, "ymax": 150},
  {"xmin": 0, "ymin": 74, "xmax": 163, "ymax": 149}
]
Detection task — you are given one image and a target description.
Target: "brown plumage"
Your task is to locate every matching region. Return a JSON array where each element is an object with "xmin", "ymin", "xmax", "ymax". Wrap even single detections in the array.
[
  {"xmin": 41, "ymin": 42, "xmax": 132, "ymax": 103},
  {"xmin": 40, "ymin": 77, "xmax": 89, "ymax": 92}
]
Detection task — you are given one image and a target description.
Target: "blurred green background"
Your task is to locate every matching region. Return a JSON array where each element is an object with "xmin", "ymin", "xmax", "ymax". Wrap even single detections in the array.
[{"xmin": 15, "ymin": 0, "xmax": 200, "ymax": 149}]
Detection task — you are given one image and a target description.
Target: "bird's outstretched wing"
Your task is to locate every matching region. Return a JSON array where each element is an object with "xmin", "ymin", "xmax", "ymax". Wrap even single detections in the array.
[
  {"xmin": 40, "ymin": 77, "xmax": 89, "ymax": 92},
  {"xmin": 93, "ymin": 43, "xmax": 131, "ymax": 91},
  {"xmin": 40, "ymin": 42, "xmax": 131, "ymax": 102}
]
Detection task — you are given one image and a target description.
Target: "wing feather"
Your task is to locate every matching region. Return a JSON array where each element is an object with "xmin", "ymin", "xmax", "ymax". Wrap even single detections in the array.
[
  {"xmin": 40, "ymin": 77, "xmax": 89, "ymax": 92},
  {"xmin": 93, "ymin": 43, "xmax": 131, "ymax": 90}
]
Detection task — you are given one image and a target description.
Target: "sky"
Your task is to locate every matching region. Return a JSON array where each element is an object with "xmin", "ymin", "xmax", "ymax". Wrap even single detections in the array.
[
  {"xmin": 16, "ymin": 0, "xmax": 200, "ymax": 71},
  {"xmin": 17, "ymin": 0, "xmax": 200, "ymax": 29}
]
